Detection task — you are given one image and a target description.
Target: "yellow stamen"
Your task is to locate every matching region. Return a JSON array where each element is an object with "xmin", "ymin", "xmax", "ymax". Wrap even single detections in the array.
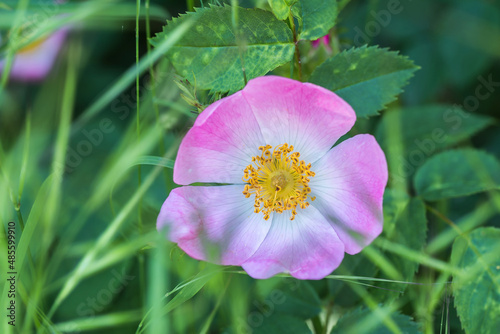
[{"xmin": 242, "ymin": 143, "xmax": 316, "ymax": 221}]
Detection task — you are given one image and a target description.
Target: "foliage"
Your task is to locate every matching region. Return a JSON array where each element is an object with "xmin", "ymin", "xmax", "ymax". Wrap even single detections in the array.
[
  {"xmin": 451, "ymin": 227, "xmax": 500, "ymax": 334},
  {"xmin": 414, "ymin": 149, "xmax": 500, "ymax": 201},
  {"xmin": 150, "ymin": 5, "xmax": 295, "ymax": 93},
  {"xmin": 292, "ymin": 0, "xmax": 338, "ymax": 40},
  {"xmin": 310, "ymin": 46, "xmax": 418, "ymax": 117},
  {"xmin": 1, "ymin": 0, "xmax": 499, "ymax": 333},
  {"xmin": 330, "ymin": 307, "xmax": 421, "ymax": 334}
]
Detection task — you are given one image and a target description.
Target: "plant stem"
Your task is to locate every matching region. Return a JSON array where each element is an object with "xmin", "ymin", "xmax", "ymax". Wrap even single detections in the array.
[
  {"xmin": 323, "ymin": 300, "xmax": 334, "ymax": 334},
  {"xmin": 288, "ymin": 11, "xmax": 302, "ymax": 81},
  {"xmin": 145, "ymin": 0, "xmax": 169, "ymax": 189},
  {"xmin": 136, "ymin": 0, "xmax": 146, "ymax": 311},
  {"xmin": 311, "ymin": 315, "xmax": 323, "ymax": 334}
]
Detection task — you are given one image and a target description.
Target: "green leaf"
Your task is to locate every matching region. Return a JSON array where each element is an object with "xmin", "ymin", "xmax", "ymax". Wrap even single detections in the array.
[
  {"xmin": 330, "ymin": 307, "xmax": 421, "ymax": 334},
  {"xmin": 273, "ymin": 280, "xmax": 321, "ymax": 319},
  {"xmin": 268, "ymin": 0, "xmax": 290, "ymax": 20},
  {"xmin": 375, "ymin": 105, "xmax": 494, "ymax": 168},
  {"xmin": 79, "ymin": 15, "xmax": 194, "ymax": 126},
  {"xmin": 256, "ymin": 278, "xmax": 321, "ymax": 320},
  {"xmin": 129, "ymin": 156, "xmax": 175, "ymax": 169},
  {"xmin": 151, "ymin": 5, "xmax": 294, "ymax": 93},
  {"xmin": 374, "ymin": 196, "xmax": 427, "ymax": 300},
  {"xmin": 309, "ymin": 46, "xmax": 418, "ymax": 117},
  {"xmin": 328, "ymin": 253, "xmax": 376, "ymax": 308},
  {"xmin": 438, "ymin": 1, "xmax": 500, "ymax": 88},
  {"xmin": 54, "ymin": 310, "xmax": 142, "ymax": 332},
  {"xmin": 15, "ymin": 175, "xmax": 54, "ymax": 279},
  {"xmin": 451, "ymin": 227, "xmax": 500, "ymax": 334},
  {"xmin": 255, "ymin": 314, "xmax": 312, "ymax": 334},
  {"xmin": 381, "ymin": 189, "xmax": 410, "ymax": 238},
  {"xmin": 161, "ymin": 266, "xmax": 223, "ymax": 313},
  {"xmin": 414, "ymin": 149, "xmax": 500, "ymax": 201},
  {"xmin": 55, "ymin": 261, "xmax": 133, "ymax": 321},
  {"xmin": 328, "ymin": 193, "xmax": 407, "ymax": 307},
  {"xmin": 139, "ymin": 266, "xmax": 225, "ymax": 333},
  {"xmin": 293, "ymin": 0, "xmax": 338, "ymax": 40}
]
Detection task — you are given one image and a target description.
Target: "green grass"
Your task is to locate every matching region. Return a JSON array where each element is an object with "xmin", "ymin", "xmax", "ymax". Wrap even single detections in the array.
[{"xmin": 1, "ymin": 1, "xmax": 499, "ymax": 334}]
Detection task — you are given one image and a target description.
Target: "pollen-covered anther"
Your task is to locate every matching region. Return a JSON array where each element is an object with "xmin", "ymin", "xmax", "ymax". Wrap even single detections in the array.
[{"xmin": 242, "ymin": 143, "xmax": 316, "ymax": 221}]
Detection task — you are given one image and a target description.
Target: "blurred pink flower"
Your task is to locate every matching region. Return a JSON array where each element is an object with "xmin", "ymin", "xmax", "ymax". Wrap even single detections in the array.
[
  {"xmin": 157, "ymin": 76, "xmax": 388, "ymax": 280},
  {"xmin": 311, "ymin": 34, "xmax": 331, "ymax": 49},
  {"xmin": 0, "ymin": 28, "xmax": 68, "ymax": 82}
]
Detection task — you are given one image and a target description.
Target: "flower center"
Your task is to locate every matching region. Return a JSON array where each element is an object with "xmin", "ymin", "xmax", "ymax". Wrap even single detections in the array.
[{"xmin": 242, "ymin": 143, "xmax": 316, "ymax": 221}]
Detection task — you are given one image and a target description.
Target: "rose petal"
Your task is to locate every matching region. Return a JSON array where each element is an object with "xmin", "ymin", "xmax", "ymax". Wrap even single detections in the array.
[
  {"xmin": 0, "ymin": 28, "xmax": 68, "ymax": 82},
  {"xmin": 241, "ymin": 76, "xmax": 356, "ymax": 163},
  {"xmin": 174, "ymin": 76, "xmax": 356, "ymax": 185},
  {"xmin": 157, "ymin": 185, "xmax": 272, "ymax": 265},
  {"xmin": 241, "ymin": 205, "xmax": 345, "ymax": 280},
  {"xmin": 174, "ymin": 91, "xmax": 265, "ymax": 185},
  {"xmin": 309, "ymin": 134, "xmax": 388, "ymax": 254}
]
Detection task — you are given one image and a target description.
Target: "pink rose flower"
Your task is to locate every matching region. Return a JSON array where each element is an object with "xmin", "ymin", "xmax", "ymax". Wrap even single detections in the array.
[
  {"xmin": 157, "ymin": 76, "xmax": 388, "ymax": 280},
  {"xmin": 0, "ymin": 27, "xmax": 68, "ymax": 82},
  {"xmin": 311, "ymin": 34, "xmax": 331, "ymax": 49}
]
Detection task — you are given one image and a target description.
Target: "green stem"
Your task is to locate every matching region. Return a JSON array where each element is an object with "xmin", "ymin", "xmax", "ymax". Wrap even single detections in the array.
[
  {"xmin": 311, "ymin": 315, "xmax": 323, "ymax": 334},
  {"xmin": 0, "ymin": 0, "xmax": 30, "ymax": 89},
  {"xmin": 15, "ymin": 203, "xmax": 36, "ymax": 280},
  {"xmin": 135, "ymin": 0, "xmax": 146, "ymax": 311},
  {"xmin": 231, "ymin": 1, "xmax": 247, "ymax": 86},
  {"xmin": 146, "ymin": 0, "xmax": 169, "ymax": 190},
  {"xmin": 330, "ymin": 28, "xmax": 341, "ymax": 56},
  {"xmin": 323, "ymin": 300, "xmax": 334, "ymax": 334},
  {"xmin": 18, "ymin": 111, "xmax": 31, "ymax": 202},
  {"xmin": 288, "ymin": 11, "xmax": 302, "ymax": 81},
  {"xmin": 15, "ymin": 202, "xmax": 25, "ymax": 230}
]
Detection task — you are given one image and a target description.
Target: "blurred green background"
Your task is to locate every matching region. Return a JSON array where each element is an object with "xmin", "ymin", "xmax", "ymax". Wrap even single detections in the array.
[{"xmin": 1, "ymin": 0, "xmax": 499, "ymax": 333}]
